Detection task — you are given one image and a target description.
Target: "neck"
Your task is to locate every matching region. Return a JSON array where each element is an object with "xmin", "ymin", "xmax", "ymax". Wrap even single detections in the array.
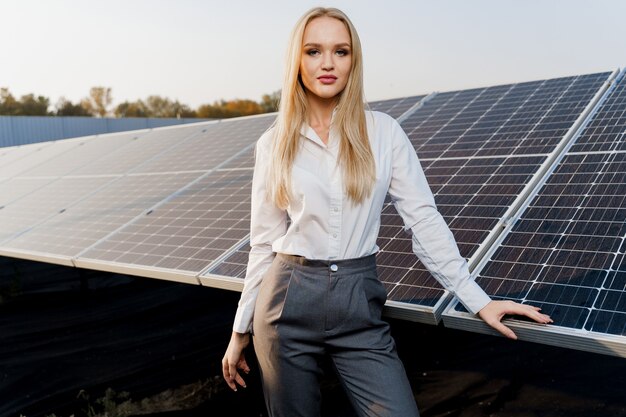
[{"xmin": 305, "ymin": 93, "xmax": 338, "ymax": 128}]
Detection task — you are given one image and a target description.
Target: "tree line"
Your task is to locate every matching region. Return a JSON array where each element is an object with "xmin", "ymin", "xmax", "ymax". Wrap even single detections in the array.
[{"xmin": 0, "ymin": 87, "xmax": 280, "ymax": 119}]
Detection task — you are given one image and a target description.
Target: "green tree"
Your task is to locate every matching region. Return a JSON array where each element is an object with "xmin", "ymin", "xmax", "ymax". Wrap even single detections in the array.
[
  {"xmin": 0, "ymin": 88, "xmax": 20, "ymax": 115},
  {"xmin": 144, "ymin": 95, "xmax": 196, "ymax": 118},
  {"xmin": 81, "ymin": 86, "xmax": 112, "ymax": 117},
  {"xmin": 0, "ymin": 89, "xmax": 51, "ymax": 116},
  {"xmin": 260, "ymin": 90, "xmax": 281, "ymax": 113},
  {"xmin": 196, "ymin": 99, "xmax": 264, "ymax": 119},
  {"xmin": 17, "ymin": 94, "xmax": 50, "ymax": 115},
  {"xmin": 115, "ymin": 100, "xmax": 148, "ymax": 117},
  {"xmin": 115, "ymin": 96, "xmax": 196, "ymax": 118},
  {"xmin": 171, "ymin": 101, "xmax": 196, "ymax": 118},
  {"xmin": 55, "ymin": 97, "xmax": 91, "ymax": 116},
  {"xmin": 144, "ymin": 95, "xmax": 172, "ymax": 117}
]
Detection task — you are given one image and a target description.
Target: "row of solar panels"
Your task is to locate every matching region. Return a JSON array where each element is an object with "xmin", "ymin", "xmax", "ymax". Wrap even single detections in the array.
[{"xmin": 1, "ymin": 68, "xmax": 624, "ymax": 357}]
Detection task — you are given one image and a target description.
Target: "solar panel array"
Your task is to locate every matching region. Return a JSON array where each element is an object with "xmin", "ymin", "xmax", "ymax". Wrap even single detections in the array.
[
  {"xmin": 374, "ymin": 73, "xmax": 612, "ymax": 321},
  {"xmin": 444, "ymin": 70, "xmax": 626, "ymax": 356},
  {"xmin": 368, "ymin": 95, "xmax": 426, "ymax": 120},
  {"xmin": 1, "ymin": 72, "xmax": 625, "ymax": 357}
]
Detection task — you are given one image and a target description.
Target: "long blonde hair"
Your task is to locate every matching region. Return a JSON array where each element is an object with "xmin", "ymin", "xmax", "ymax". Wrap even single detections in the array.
[{"xmin": 267, "ymin": 7, "xmax": 375, "ymax": 209}]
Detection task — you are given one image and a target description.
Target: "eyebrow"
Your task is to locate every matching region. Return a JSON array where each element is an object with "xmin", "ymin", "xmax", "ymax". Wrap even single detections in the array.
[{"xmin": 303, "ymin": 42, "xmax": 351, "ymax": 48}]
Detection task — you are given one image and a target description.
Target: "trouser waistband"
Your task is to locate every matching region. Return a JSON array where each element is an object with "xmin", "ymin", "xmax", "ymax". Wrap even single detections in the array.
[{"xmin": 275, "ymin": 252, "xmax": 377, "ymax": 274}]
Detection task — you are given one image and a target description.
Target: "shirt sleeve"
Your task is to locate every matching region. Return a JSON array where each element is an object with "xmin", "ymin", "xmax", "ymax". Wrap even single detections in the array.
[
  {"xmin": 386, "ymin": 119, "xmax": 491, "ymax": 314},
  {"xmin": 232, "ymin": 134, "xmax": 287, "ymax": 333}
]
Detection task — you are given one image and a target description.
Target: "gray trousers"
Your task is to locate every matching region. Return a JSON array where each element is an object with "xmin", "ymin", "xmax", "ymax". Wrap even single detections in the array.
[{"xmin": 252, "ymin": 253, "xmax": 420, "ymax": 417}]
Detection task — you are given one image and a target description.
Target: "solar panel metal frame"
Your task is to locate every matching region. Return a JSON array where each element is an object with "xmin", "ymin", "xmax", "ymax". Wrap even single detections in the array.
[{"xmin": 441, "ymin": 68, "xmax": 625, "ymax": 358}]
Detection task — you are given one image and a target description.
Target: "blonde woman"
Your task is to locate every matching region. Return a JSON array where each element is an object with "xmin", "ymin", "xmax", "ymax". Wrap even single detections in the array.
[{"xmin": 223, "ymin": 7, "xmax": 552, "ymax": 417}]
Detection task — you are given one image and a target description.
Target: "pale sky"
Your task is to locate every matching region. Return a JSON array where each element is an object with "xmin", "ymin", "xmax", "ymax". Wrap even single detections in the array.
[{"xmin": 2, "ymin": 0, "xmax": 625, "ymax": 110}]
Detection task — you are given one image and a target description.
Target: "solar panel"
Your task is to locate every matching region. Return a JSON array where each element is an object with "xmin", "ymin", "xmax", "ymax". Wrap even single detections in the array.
[
  {"xmin": 131, "ymin": 115, "xmax": 274, "ymax": 174},
  {"xmin": 443, "ymin": 70, "xmax": 626, "ymax": 357},
  {"xmin": 0, "ymin": 141, "xmax": 56, "ymax": 180},
  {"xmin": 375, "ymin": 72, "xmax": 612, "ymax": 322},
  {"xmin": 0, "ymin": 172, "xmax": 203, "ymax": 264},
  {"xmin": 0, "ymin": 178, "xmax": 58, "ymax": 211},
  {"xmin": 0, "ymin": 139, "xmax": 90, "ymax": 180},
  {"xmin": 73, "ymin": 115, "xmax": 273, "ymax": 282},
  {"xmin": 1, "ymin": 70, "xmax": 623, "ymax": 357},
  {"xmin": 69, "ymin": 124, "xmax": 206, "ymax": 176},
  {"xmin": 17, "ymin": 131, "xmax": 145, "ymax": 177},
  {"xmin": 198, "ymin": 73, "xmax": 612, "ymax": 323},
  {"xmin": 0, "ymin": 176, "xmax": 115, "ymax": 247},
  {"xmin": 368, "ymin": 95, "xmax": 426, "ymax": 119},
  {"xmin": 77, "ymin": 168, "xmax": 253, "ymax": 276}
]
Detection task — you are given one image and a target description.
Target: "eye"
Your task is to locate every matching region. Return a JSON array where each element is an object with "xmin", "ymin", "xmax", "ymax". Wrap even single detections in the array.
[
  {"xmin": 336, "ymin": 49, "xmax": 350, "ymax": 57},
  {"xmin": 305, "ymin": 49, "xmax": 320, "ymax": 56}
]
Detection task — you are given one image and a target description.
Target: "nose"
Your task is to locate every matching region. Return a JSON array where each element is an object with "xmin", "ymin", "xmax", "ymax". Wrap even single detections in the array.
[{"xmin": 321, "ymin": 52, "xmax": 334, "ymax": 71}]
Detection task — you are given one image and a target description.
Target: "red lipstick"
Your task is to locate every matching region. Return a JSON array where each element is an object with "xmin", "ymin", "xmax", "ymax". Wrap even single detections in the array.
[{"xmin": 318, "ymin": 75, "xmax": 337, "ymax": 84}]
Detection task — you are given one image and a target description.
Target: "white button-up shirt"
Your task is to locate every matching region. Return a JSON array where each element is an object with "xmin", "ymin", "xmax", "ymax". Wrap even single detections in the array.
[{"xmin": 233, "ymin": 111, "xmax": 491, "ymax": 333}]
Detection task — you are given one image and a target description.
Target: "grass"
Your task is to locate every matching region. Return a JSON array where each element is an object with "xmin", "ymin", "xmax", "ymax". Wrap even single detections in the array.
[{"xmin": 25, "ymin": 376, "xmax": 225, "ymax": 417}]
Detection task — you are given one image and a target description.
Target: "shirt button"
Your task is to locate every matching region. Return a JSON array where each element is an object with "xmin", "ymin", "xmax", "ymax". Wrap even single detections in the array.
[
  {"xmin": 333, "ymin": 207, "xmax": 338, "ymax": 212},
  {"xmin": 332, "ymin": 233, "xmax": 337, "ymax": 238},
  {"xmin": 330, "ymin": 264, "xmax": 338, "ymax": 272}
]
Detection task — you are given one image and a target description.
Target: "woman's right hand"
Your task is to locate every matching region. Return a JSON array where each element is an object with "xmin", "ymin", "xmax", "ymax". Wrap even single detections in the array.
[{"xmin": 222, "ymin": 331, "xmax": 251, "ymax": 391}]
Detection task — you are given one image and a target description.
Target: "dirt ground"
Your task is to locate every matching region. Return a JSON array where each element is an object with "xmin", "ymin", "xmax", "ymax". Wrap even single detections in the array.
[{"xmin": 1, "ymin": 258, "xmax": 625, "ymax": 417}]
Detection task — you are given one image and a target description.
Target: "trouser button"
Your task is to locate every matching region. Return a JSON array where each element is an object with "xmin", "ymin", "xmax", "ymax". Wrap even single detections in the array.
[{"xmin": 330, "ymin": 264, "xmax": 338, "ymax": 272}]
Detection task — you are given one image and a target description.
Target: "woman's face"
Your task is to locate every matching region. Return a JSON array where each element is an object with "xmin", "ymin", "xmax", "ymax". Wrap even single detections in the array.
[{"xmin": 300, "ymin": 16, "xmax": 352, "ymax": 102}]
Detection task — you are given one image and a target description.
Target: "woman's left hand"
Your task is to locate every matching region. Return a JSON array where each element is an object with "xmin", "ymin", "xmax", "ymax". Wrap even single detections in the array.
[{"xmin": 477, "ymin": 300, "xmax": 553, "ymax": 340}]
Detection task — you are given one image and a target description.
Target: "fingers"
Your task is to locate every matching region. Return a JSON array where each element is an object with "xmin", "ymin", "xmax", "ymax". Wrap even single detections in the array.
[
  {"xmin": 222, "ymin": 357, "xmax": 237, "ymax": 391},
  {"xmin": 528, "ymin": 309, "xmax": 553, "ymax": 324},
  {"xmin": 479, "ymin": 300, "xmax": 554, "ymax": 341},
  {"xmin": 222, "ymin": 355, "xmax": 249, "ymax": 392},
  {"xmin": 234, "ymin": 370, "xmax": 247, "ymax": 389},
  {"xmin": 237, "ymin": 357, "xmax": 251, "ymax": 374},
  {"xmin": 488, "ymin": 319, "xmax": 518, "ymax": 340},
  {"xmin": 508, "ymin": 302, "xmax": 553, "ymax": 324}
]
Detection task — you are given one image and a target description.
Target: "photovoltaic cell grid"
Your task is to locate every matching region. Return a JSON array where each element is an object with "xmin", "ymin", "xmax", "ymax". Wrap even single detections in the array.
[
  {"xmin": 17, "ymin": 131, "xmax": 144, "ymax": 177},
  {"xmin": 403, "ymin": 73, "xmax": 610, "ymax": 159},
  {"xmin": 452, "ymin": 74, "xmax": 626, "ymax": 337},
  {"xmin": 76, "ymin": 116, "xmax": 275, "ymax": 274},
  {"xmin": 374, "ymin": 72, "xmax": 611, "ymax": 310},
  {"xmin": 0, "ymin": 142, "xmax": 49, "ymax": 178},
  {"xmin": 377, "ymin": 155, "xmax": 546, "ymax": 307},
  {"xmin": 570, "ymin": 73, "xmax": 626, "ymax": 153},
  {"xmin": 2, "ymin": 172, "xmax": 202, "ymax": 259},
  {"xmin": 0, "ymin": 176, "xmax": 115, "ymax": 243},
  {"xmin": 368, "ymin": 95, "xmax": 426, "ymax": 120},
  {"xmin": 0, "ymin": 115, "xmax": 274, "ymax": 267},
  {"xmin": 70, "ymin": 124, "xmax": 205, "ymax": 176},
  {"xmin": 132, "ymin": 115, "xmax": 274, "ymax": 174},
  {"xmin": 79, "ymin": 169, "xmax": 253, "ymax": 273},
  {"xmin": 0, "ymin": 140, "xmax": 88, "ymax": 179}
]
